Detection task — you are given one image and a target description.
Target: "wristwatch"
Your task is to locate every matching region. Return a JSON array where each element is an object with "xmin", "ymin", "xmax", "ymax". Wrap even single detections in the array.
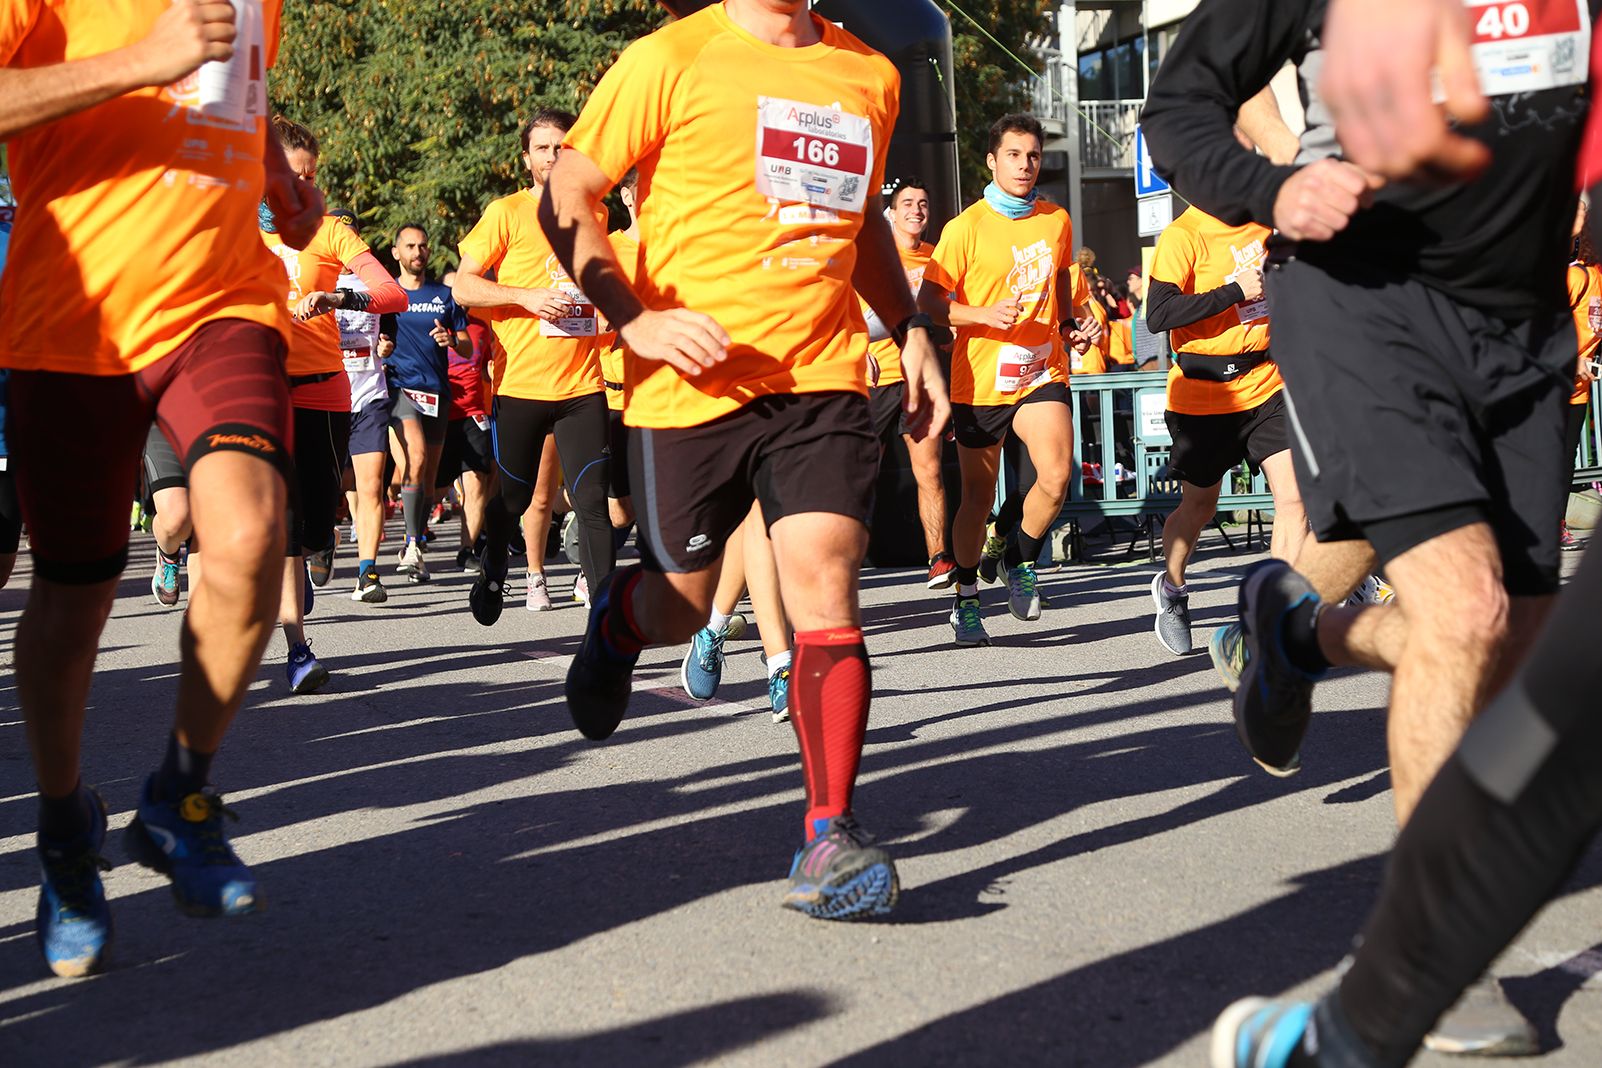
[{"xmin": 891, "ymin": 311, "xmax": 935, "ymax": 348}]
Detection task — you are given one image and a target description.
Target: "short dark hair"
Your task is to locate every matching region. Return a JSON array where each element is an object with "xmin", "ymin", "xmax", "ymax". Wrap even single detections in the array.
[
  {"xmin": 620, "ymin": 168, "xmax": 639, "ymax": 194},
  {"xmin": 272, "ymin": 115, "xmax": 319, "ymax": 158},
  {"xmin": 394, "ymin": 222, "xmax": 429, "ymax": 245},
  {"xmin": 521, "ymin": 108, "xmax": 577, "ymax": 153},
  {"xmin": 887, "ymin": 175, "xmax": 929, "ymax": 201},
  {"xmin": 987, "ymin": 113, "xmax": 1044, "ymax": 156}
]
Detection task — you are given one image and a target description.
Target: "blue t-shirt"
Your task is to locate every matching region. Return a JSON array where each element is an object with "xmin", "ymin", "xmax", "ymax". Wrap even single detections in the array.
[{"xmin": 387, "ymin": 280, "xmax": 467, "ymax": 398}]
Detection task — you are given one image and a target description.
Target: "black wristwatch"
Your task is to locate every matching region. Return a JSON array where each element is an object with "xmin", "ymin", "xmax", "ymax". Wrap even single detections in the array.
[{"xmin": 891, "ymin": 311, "xmax": 935, "ymax": 348}]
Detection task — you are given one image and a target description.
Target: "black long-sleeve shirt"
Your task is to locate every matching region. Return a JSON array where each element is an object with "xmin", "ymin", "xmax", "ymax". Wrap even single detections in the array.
[
  {"xmin": 1143, "ymin": 278, "xmax": 1245, "ymax": 334},
  {"xmin": 1140, "ymin": 0, "xmax": 1597, "ymax": 318}
]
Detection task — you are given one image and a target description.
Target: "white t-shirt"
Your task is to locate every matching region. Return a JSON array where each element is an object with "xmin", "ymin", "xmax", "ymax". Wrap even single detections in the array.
[{"xmin": 336, "ymin": 272, "xmax": 388, "ymax": 411}]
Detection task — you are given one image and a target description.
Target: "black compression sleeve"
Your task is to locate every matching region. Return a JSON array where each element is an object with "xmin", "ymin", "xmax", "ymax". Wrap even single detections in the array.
[
  {"xmin": 1143, "ymin": 279, "xmax": 1246, "ymax": 333},
  {"xmin": 337, "ymin": 288, "xmax": 373, "ymax": 314},
  {"xmin": 1138, "ymin": 0, "xmax": 1316, "ymax": 226}
]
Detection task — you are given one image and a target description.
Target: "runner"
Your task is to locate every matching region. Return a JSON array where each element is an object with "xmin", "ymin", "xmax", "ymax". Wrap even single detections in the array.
[
  {"xmin": 453, "ymin": 108, "xmax": 615, "ymax": 625},
  {"xmin": 437, "ymin": 271, "xmax": 498, "ymax": 574},
  {"xmin": 1564, "ymin": 199, "xmax": 1600, "ymax": 551},
  {"xmin": 261, "ymin": 118, "xmax": 406, "ymax": 692},
  {"xmin": 141, "ymin": 424, "xmax": 192, "ymax": 608},
  {"xmin": 541, "ymin": 0, "xmax": 949, "ymax": 919},
  {"xmin": 1145, "ymin": 204, "xmax": 1306, "ymax": 656},
  {"xmin": 1, "ymin": 0, "xmax": 325, "ymax": 977},
  {"xmin": 860, "ymin": 175, "xmax": 952, "ymax": 589},
  {"xmin": 916, "ymin": 112, "xmax": 1100, "ymax": 646},
  {"xmin": 1142, "ymin": 0, "xmax": 1594, "ymax": 1056},
  {"xmin": 335, "ymin": 261, "xmax": 397, "ymax": 604},
  {"xmin": 388, "ymin": 223, "xmax": 471, "ymax": 584}
]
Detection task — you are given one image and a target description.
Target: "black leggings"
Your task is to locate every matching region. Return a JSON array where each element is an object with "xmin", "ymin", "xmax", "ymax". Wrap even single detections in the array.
[
  {"xmin": 485, "ymin": 392, "xmax": 613, "ymax": 588},
  {"xmin": 288, "ymin": 407, "xmax": 351, "ymax": 557},
  {"xmin": 1322, "ymin": 545, "xmax": 1602, "ymax": 1066},
  {"xmin": 0, "ymin": 469, "xmax": 20, "ymax": 555}
]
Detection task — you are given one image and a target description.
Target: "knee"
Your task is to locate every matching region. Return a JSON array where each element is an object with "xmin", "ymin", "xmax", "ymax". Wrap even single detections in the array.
[
  {"xmin": 1418, "ymin": 572, "xmax": 1509, "ymax": 651},
  {"xmin": 199, "ymin": 517, "xmax": 284, "ymax": 579}
]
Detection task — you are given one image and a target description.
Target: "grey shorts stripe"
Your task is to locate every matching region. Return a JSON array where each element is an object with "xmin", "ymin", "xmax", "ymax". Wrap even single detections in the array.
[{"xmin": 636, "ymin": 427, "xmax": 684, "ymax": 573}]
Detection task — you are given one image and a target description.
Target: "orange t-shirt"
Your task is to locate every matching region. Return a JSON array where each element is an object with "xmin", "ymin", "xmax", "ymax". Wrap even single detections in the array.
[
  {"xmin": 563, "ymin": 4, "xmax": 899, "ymax": 429},
  {"xmin": 599, "ymin": 229, "xmax": 644, "ymax": 413},
  {"xmin": 1152, "ymin": 207, "xmax": 1280, "ymax": 416},
  {"xmin": 0, "ymin": 0, "xmax": 290, "ymax": 375},
  {"xmin": 1566, "ymin": 262, "xmax": 1600, "ymax": 406},
  {"xmin": 926, "ymin": 199, "xmax": 1078, "ymax": 406},
  {"xmin": 860, "ymin": 241, "xmax": 934, "ymax": 388},
  {"xmin": 1069, "ymin": 266, "xmax": 1111, "ymax": 375},
  {"xmin": 459, "ymin": 189, "xmax": 605, "ymax": 402},
  {"xmin": 262, "ymin": 216, "xmax": 374, "ymax": 378}
]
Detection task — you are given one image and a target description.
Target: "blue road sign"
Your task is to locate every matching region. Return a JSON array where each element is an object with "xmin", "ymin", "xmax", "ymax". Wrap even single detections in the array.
[{"xmin": 1133, "ymin": 125, "xmax": 1171, "ymax": 197}]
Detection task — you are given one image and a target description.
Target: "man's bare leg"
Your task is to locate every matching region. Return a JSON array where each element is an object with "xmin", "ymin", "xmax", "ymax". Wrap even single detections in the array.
[
  {"xmin": 905, "ymin": 430, "xmax": 947, "ymax": 559},
  {"xmin": 1260, "ymin": 450, "xmax": 1310, "ymax": 565}
]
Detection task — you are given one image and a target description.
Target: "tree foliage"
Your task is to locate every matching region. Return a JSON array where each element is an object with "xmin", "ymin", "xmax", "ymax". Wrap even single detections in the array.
[
  {"xmin": 939, "ymin": 0, "xmax": 1055, "ymax": 200},
  {"xmin": 272, "ymin": 0, "xmax": 666, "ymax": 261}
]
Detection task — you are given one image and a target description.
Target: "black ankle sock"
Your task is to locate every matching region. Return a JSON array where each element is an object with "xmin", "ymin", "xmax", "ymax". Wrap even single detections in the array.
[
  {"xmin": 1005, "ymin": 528, "xmax": 1046, "ymax": 568},
  {"xmin": 1282, "ymin": 598, "xmax": 1329, "ymax": 675},
  {"xmin": 993, "ymin": 492, "xmax": 1024, "ymax": 538},
  {"xmin": 38, "ymin": 782, "xmax": 91, "ymax": 842},
  {"xmin": 954, "ymin": 564, "xmax": 979, "ymax": 587},
  {"xmin": 155, "ymin": 733, "xmax": 214, "ymax": 800}
]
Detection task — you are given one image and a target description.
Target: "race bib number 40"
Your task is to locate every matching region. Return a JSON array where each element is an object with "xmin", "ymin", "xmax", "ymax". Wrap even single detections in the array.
[
  {"xmin": 1467, "ymin": 0, "xmax": 1590, "ymax": 95},
  {"xmin": 755, "ymin": 96, "xmax": 874, "ymax": 215}
]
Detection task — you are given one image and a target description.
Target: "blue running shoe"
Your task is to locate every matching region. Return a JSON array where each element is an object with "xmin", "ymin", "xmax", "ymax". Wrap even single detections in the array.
[
  {"xmin": 1210, "ymin": 622, "xmax": 1247, "ymax": 693},
  {"xmin": 782, "ymin": 815, "xmax": 899, "ymax": 921},
  {"xmin": 1234, "ymin": 560, "xmax": 1324, "ymax": 777},
  {"xmin": 36, "ymin": 789, "xmax": 113, "ymax": 978},
  {"xmin": 151, "ymin": 549, "xmax": 181, "ymax": 608},
  {"xmin": 768, "ymin": 667, "xmax": 790, "ymax": 724},
  {"xmin": 565, "ymin": 564, "xmax": 641, "ymax": 741},
  {"xmin": 1210, "ymin": 998, "xmax": 1312, "ymax": 1068},
  {"xmin": 680, "ymin": 624, "xmax": 727, "ymax": 701},
  {"xmin": 125, "ymin": 776, "xmax": 260, "ymax": 917},
  {"xmin": 286, "ymin": 641, "xmax": 329, "ymax": 694}
]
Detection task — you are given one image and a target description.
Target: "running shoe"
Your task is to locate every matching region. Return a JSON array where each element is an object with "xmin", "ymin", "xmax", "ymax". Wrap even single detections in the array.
[
  {"xmin": 525, "ymin": 572, "xmax": 552, "ymax": 612},
  {"xmin": 725, "ymin": 613, "xmax": 748, "ymax": 641},
  {"xmin": 407, "ymin": 548, "xmax": 430, "ymax": 585},
  {"xmin": 1424, "ymin": 977, "xmax": 1539, "ymax": 1056},
  {"xmin": 398, "ymin": 539, "xmax": 425, "ymax": 578},
  {"xmin": 977, "ymin": 531, "xmax": 1006, "ymax": 584},
  {"xmin": 561, "ymin": 512, "xmax": 582, "ymax": 567},
  {"xmin": 509, "ymin": 527, "xmax": 527, "ymax": 559},
  {"xmin": 950, "ymin": 595, "xmax": 990, "ymax": 647},
  {"xmin": 306, "ymin": 540, "xmax": 335, "ymax": 588},
  {"xmin": 1007, "ymin": 563, "xmax": 1041, "ymax": 621},
  {"xmin": 352, "ymin": 569, "xmax": 388, "ymax": 604},
  {"xmin": 456, "ymin": 546, "xmax": 483, "ymax": 575},
  {"xmin": 681, "ymin": 624, "xmax": 728, "ymax": 701},
  {"xmin": 565, "ymin": 564, "xmax": 642, "ymax": 741},
  {"xmin": 1346, "ymin": 573, "xmax": 1397, "ymax": 606},
  {"xmin": 1151, "ymin": 573, "xmax": 1193, "ymax": 655},
  {"xmin": 1560, "ymin": 523, "xmax": 1586, "ymax": 552},
  {"xmin": 470, "ymin": 574, "xmax": 506, "ymax": 626},
  {"xmin": 1209, "ymin": 622, "xmax": 1247, "ymax": 692},
  {"xmin": 769, "ymin": 668, "xmax": 791, "ymax": 723},
  {"xmin": 1234, "ymin": 559, "xmax": 1323, "ymax": 777},
  {"xmin": 926, "ymin": 551, "xmax": 957, "ymax": 590},
  {"xmin": 1209, "ymin": 998, "xmax": 1312, "ymax": 1068},
  {"xmin": 574, "ymin": 572, "xmax": 590, "ymax": 607},
  {"xmin": 286, "ymin": 641, "xmax": 329, "ymax": 694},
  {"xmin": 125, "ymin": 776, "xmax": 260, "ymax": 917},
  {"xmin": 781, "ymin": 815, "xmax": 899, "ymax": 921},
  {"xmin": 36, "ymin": 789, "xmax": 112, "ymax": 978},
  {"xmin": 151, "ymin": 548, "xmax": 182, "ymax": 608}
]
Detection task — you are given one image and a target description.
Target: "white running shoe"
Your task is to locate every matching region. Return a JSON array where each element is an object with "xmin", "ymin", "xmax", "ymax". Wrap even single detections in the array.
[{"xmin": 526, "ymin": 572, "xmax": 552, "ymax": 612}]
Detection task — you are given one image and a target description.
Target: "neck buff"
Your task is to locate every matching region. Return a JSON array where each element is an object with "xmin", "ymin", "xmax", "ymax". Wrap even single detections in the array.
[
  {"xmin": 983, "ymin": 181, "xmax": 1038, "ymax": 220},
  {"xmin": 258, "ymin": 199, "xmax": 277, "ymax": 233}
]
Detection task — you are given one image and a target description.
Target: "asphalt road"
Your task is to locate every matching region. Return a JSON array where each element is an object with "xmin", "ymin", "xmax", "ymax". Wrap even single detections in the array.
[{"xmin": 1, "ymin": 526, "xmax": 1599, "ymax": 1067}]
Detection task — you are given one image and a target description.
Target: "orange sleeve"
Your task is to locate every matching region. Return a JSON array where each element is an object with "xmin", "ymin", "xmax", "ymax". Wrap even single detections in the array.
[
  {"xmin": 564, "ymin": 34, "xmax": 680, "ymax": 185},
  {"xmin": 924, "ymin": 213, "xmax": 970, "ymax": 297},
  {"xmin": 265, "ymin": 0, "xmax": 282, "ymax": 68},
  {"xmin": 346, "ymin": 251, "xmax": 406, "ymax": 314},
  {"xmin": 459, "ymin": 198, "xmax": 510, "ymax": 271},
  {"xmin": 1151, "ymin": 222, "xmax": 1197, "ymax": 289},
  {"xmin": 1110, "ymin": 320, "xmax": 1134, "ymax": 363},
  {"xmin": 866, "ymin": 61, "xmax": 900, "ymax": 193},
  {"xmin": 1568, "ymin": 264, "xmax": 1590, "ymax": 309},
  {"xmin": 1070, "ymin": 264, "xmax": 1091, "ymax": 307},
  {"xmin": 329, "ymin": 218, "xmax": 373, "ymax": 270},
  {"xmin": 0, "ymin": 1, "xmax": 42, "ymax": 65}
]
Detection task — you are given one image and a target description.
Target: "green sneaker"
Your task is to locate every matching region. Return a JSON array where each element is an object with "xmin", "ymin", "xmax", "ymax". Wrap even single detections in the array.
[
  {"xmin": 950, "ymin": 595, "xmax": 990, "ymax": 647},
  {"xmin": 978, "ymin": 533, "xmax": 1007, "ymax": 584}
]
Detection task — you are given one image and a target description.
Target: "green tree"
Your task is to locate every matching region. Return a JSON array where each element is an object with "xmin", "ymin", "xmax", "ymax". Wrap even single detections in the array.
[
  {"xmin": 272, "ymin": 0, "xmax": 666, "ymax": 263},
  {"xmin": 938, "ymin": 0, "xmax": 1055, "ymax": 200}
]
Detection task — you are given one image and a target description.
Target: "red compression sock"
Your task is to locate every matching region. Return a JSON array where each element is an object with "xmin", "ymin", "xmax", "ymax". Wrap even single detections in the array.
[{"xmin": 790, "ymin": 627, "xmax": 872, "ymax": 841}]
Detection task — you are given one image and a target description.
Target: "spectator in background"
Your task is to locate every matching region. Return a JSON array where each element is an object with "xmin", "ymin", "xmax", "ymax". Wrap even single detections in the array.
[{"xmin": 1126, "ymin": 269, "xmax": 1145, "ymax": 312}]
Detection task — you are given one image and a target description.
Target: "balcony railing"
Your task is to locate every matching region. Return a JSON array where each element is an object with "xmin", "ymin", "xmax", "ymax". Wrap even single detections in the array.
[
  {"xmin": 1030, "ymin": 48, "xmax": 1071, "ymax": 131},
  {"xmin": 1080, "ymin": 99, "xmax": 1143, "ymax": 171}
]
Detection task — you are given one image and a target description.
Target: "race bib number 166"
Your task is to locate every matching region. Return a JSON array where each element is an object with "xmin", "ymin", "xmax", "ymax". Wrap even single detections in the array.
[{"xmin": 755, "ymin": 96, "xmax": 874, "ymax": 215}]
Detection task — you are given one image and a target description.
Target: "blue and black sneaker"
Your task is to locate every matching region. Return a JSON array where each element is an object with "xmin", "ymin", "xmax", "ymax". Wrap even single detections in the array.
[
  {"xmin": 36, "ymin": 789, "xmax": 113, "ymax": 978},
  {"xmin": 768, "ymin": 667, "xmax": 790, "ymax": 724},
  {"xmin": 286, "ymin": 640, "xmax": 329, "ymax": 694},
  {"xmin": 680, "ymin": 624, "xmax": 727, "ymax": 701},
  {"xmin": 781, "ymin": 815, "xmax": 898, "ymax": 921},
  {"xmin": 565, "ymin": 564, "xmax": 642, "ymax": 741},
  {"xmin": 1210, "ymin": 999, "xmax": 1315, "ymax": 1068},
  {"xmin": 125, "ymin": 775, "xmax": 260, "ymax": 917},
  {"xmin": 1234, "ymin": 559, "xmax": 1324, "ymax": 777}
]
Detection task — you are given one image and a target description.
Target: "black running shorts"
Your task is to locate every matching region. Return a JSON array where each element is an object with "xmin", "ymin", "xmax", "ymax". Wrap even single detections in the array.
[
  {"xmin": 1270, "ymin": 257, "xmax": 1573, "ymax": 596},
  {"xmin": 1164, "ymin": 391, "xmax": 1290, "ymax": 488},
  {"xmin": 869, "ymin": 382, "xmax": 909, "ymax": 440},
  {"xmin": 951, "ymin": 381, "xmax": 1068, "ymax": 449},
  {"xmin": 437, "ymin": 415, "xmax": 494, "ymax": 486},
  {"xmin": 630, "ymin": 391, "xmax": 878, "ymax": 574}
]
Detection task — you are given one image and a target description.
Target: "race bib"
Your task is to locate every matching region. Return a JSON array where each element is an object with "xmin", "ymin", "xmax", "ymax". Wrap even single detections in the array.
[
  {"xmin": 994, "ymin": 342, "xmax": 1053, "ymax": 394},
  {"xmin": 1588, "ymin": 294, "xmax": 1600, "ymax": 333},
  {"xmin": 188, "ymin": 0, "xmax": 266, "ymax": 130},
  {"xmin": 540, "ymin": 288, "xmax": 598, "ymax": 338},
  {"xmin": 755, "ymin": 96, "xmax": 874, "ymax": 215},
  {"xmin": 342, "ymin": 350, "xmax": 375, "ymax": 374},
  {"xmin": 403, "ymin": 389, "xmax": 440, "ymax": 417},
  {"xmin": 472, "ymin": 414, "xmax": 490, "ymax": 431},
  {"xmin": 1466, "ymin": 0, "xmax": 1590, "ymax": 96}
]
